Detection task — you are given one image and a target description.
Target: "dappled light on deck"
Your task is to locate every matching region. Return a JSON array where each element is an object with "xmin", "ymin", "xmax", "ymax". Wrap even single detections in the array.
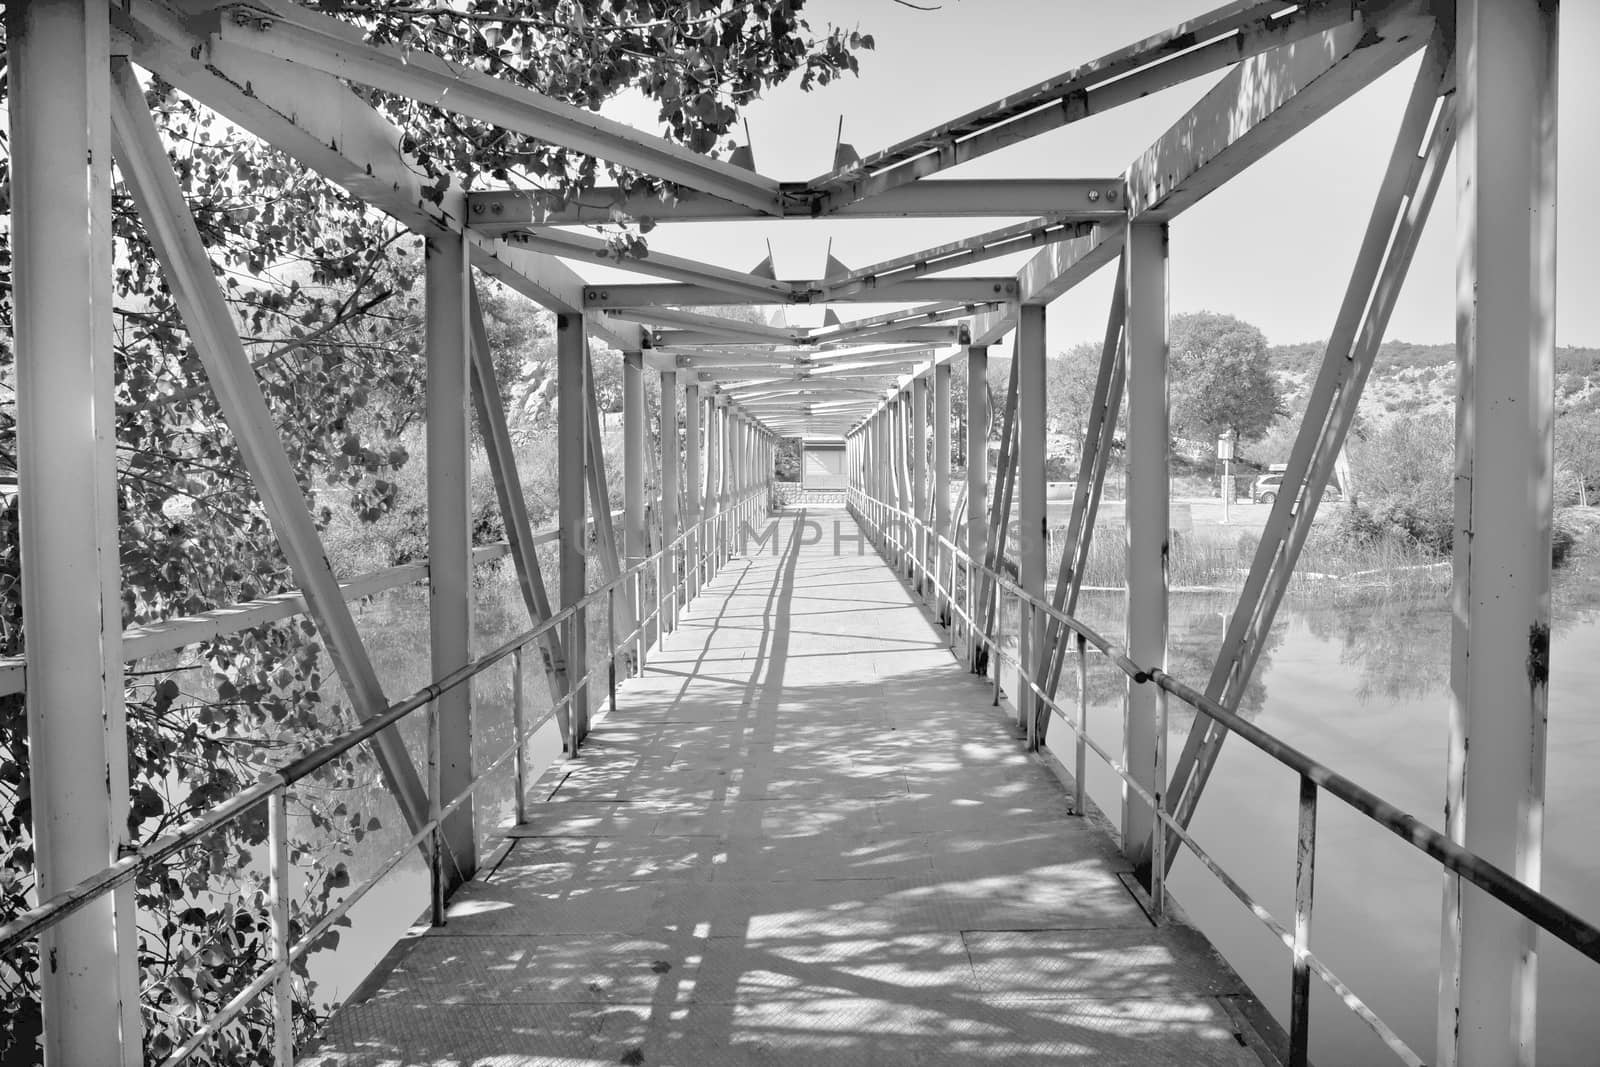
[{"xmin": 307, "ymin": 514, "xmax": 1262, "ymax": 1065}]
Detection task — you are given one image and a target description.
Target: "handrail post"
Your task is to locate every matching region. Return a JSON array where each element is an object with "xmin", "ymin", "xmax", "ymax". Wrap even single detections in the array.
[
  {"xmin": 1151, "ymin": 683, "xmax": 1169, "ymax": 920},
  {"xmin": 1291, "ymin": 774, "xmax": 1318, "ymax": 1067},
  {"xmin": 607, "ymin": 584, "xmax": 618, "ymax": 712},
  {"xmin": 1074, "ymin": 634, "xmax": 1088, "ymax": 816},
  {"xmin": 993, "ymin": 588, "xmax": 1004, "ymax": 707},
  {"xmin": 427, "ymin": 697, "xmax": 445, "ymax": 927},
  {"xmin": 964, "ymin": 556, "xmax": 974, "ymax": 669},
  {"xmin": 1020, "ymin": 597, "xmax": 1034, "ymax": 738},
  {"xmin": 268, "ymin": 790, "xmax": 293, "ymax": 1064},
  {"xmin": 563, "ymin": 613, "xmax": 580, "ymax": 758},
  {"xmin": 512, "ymin": 648, "xmax": 527, "ymax": 825},
  {"xmin": 946, "ymin": 541, "xmax": 956, "ymax": 651},
  {"xmin": 674, "ymin": 538, "xmax": 684, "ymax": 629},
  {"xmin": 635, "ymin": 568, "xmax": 648, "ymax": 671}
]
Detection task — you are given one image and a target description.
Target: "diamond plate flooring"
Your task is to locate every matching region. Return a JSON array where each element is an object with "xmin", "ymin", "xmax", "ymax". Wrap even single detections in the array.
[{"xmin": 304, "ymin": 511, "xmax": 1274, "ymax": 1066}]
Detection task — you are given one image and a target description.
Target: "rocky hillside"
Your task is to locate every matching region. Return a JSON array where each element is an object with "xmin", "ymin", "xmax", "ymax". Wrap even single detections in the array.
[{"xmin": 1269, "ymin": 341, "xmax": 1600, "ymax": 425}]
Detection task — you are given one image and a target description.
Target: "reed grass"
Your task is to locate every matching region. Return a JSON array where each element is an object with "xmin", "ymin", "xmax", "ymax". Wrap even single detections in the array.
[{"xmin": 1058, "ymin": 524, "xmax": 1451, "ymax": 601}]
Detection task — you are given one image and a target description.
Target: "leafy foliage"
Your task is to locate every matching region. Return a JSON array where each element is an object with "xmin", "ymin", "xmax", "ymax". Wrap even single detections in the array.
[
  {"xmin": 316, "ymin": 0, "xmax": 871, "ymax": 248},
  {"xmin": 1344, "ymin": 411, "xmax": 1455, "ymax": 555},
  {"xmin": 1045, "ymin": 341, "xmax": 1120, "ymax": 445},
  {"xmin": 1169, "ymin": 311, "xmax": 1282, "ymax": 447}
]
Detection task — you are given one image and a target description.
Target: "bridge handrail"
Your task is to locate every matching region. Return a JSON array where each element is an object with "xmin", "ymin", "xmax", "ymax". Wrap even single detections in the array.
[
  {"xmin": 849, "ymin": 489, "xmax": 1600, "ymax": 1067},
  {"xmin": 0, "ymin": 490, "xmax": 764, "ymax": 1065},
  {"xmin": 0, "ymin": 508, "xmax": 632, "ymax": 698}
]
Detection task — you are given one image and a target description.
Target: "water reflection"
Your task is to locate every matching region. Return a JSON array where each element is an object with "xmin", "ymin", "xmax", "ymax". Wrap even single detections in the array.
[
  {"xmin": 1073, "ymin": 591, "xmax": 1279, "ymax": 724},
  {"xmin": 1071, "ymin": 587, "xmax": 1600, "ymax": 1067},
  {"xmin": 1303, "ymin": 595, "xmax": 1451, "ymax": 702}
]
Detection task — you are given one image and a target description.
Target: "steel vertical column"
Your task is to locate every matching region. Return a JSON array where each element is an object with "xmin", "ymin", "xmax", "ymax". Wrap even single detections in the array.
[
  {"xmin": 12, "ymin": 3, "xmax": 137, "ymax": 1059},
  {"xmin": 1124, "ymin": 222, "xmax": 1169, "ymax": 880},
  {"xmin": 557, "ymin": 313, "xmax": 590, "ymax": 746},
  {"xmin": 732, "ymin": 412, "xmax": 745, "ymax": 532},
  {"xmin": 623, "ymin": 351, "xmax": 647, "ymax": 641},
  {"xmin": 887, "ymin": 403, "xmax": 896, "ymax": 507},
  {"xmin": 1017, "ymin": 307, "xmax": 1049, "ymax": 743},
  {"xmin": 882, "ymin": 407, "xmax": 893, "ymax": 511},
  {"xmin": 867, "ymin": 414, "xmax": 879, "ymax": 502},
  {"xmin": 911, "ymin": 375, "xmax": 930, "ymax": 592},
  {"xmin": 659, "ymin": 370, "xmax": 680, "ymax": 631},
  {"xmin": 722, "ymin": 404, "xmax": 736, "ymax": 552},
  {"xmin": 967, "ymin": 345, "xmax": 990, "ymax": 670},
  {"xmin": 893, "ymin": 388, "xmax": 912, "ymax": 571},
  {"xmin": 684, "ymin": 382, "xmax": 702, "ymax": 599},
  {"xmin": 90, "ymin": 24, "xmax": 142, "ymax": 1049},
  {"xmin": 1440, "ymin": 4, "xmax": 1558, "ymax": 1064},
  {"xmin": 864, "ymin": 415, "xmax": 876, "ymax": 502},
  {"xmin": 864, "ymin": 415, "xmax": 876, "ymax": 503},
  {"xmin": 850, "ymin": 431, "xmax": 860, "ymax": 496},
  {"xmin": 704, "ymin": 395, "xmax": 723, "ymax": 573},
  {"xmin": 934, "ymin": 362, "xmax": 953, "ymax": 622},
  {"xmin": 424, "ymin": 231, "xmax": 476, "ymax": 883}
]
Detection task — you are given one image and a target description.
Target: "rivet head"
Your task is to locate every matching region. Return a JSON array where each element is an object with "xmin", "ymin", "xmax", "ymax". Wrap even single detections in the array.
[
  {"xmin": 1106, "ymin": 187, "xmax": 1119, "ymax": 202},
  {"xmin": 491, "ymin": 202, "xmax": 504, "ymax": 214},
  {"xmin": 1087, "ymin": 189, "xmax": 1100, "ymax": 202},
  {"xmin": 472, "ymin": 202, "xmax": 484, "ymax": 214}
]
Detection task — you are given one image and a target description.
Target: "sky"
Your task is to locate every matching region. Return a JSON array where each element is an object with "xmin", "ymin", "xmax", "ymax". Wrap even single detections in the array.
[{"xmin": 585, "ymin": 0, "xmax": 1600, "ymax": 362}]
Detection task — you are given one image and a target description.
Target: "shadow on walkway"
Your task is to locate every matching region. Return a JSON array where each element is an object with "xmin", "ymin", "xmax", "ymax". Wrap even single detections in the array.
[{"xmin": 306, "ymin": 513, "xmax": 1272, "ymax": 1066}]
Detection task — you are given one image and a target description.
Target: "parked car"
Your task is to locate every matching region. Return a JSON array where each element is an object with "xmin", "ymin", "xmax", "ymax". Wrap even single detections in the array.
[{"xmin": 1252, "ymin": 465, "xmax": 1342, "ymax": 505}]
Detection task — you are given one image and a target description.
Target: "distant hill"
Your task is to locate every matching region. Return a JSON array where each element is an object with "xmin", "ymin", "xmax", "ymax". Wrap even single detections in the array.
[{"xmin": 1268, "ymin": 341, "xmax": 1600, "ymax": 423}]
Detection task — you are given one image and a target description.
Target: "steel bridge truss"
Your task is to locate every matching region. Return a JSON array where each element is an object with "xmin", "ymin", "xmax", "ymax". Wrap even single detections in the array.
[{"xmin": 2, "ymin": 1, "xmax": 1585, "ymax": 1066}]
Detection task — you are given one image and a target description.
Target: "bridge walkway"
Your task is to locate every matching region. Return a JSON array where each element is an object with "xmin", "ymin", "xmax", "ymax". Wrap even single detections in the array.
[{"xmin": 306, "ymin": 511, "xmax": 1273, "ymax": 1066}]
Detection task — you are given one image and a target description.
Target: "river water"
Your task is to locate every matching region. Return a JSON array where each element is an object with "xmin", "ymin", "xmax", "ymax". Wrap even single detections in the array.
[{"xmin": 1063, "ymin": 588, "xmax": 1600, "ymax": 1066}]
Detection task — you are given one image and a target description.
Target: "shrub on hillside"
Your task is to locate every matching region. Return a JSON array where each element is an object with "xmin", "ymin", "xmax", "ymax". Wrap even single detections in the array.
[{"xmin": 1553, "ymin": 517, "xmax": 1578, "ymax": 569}]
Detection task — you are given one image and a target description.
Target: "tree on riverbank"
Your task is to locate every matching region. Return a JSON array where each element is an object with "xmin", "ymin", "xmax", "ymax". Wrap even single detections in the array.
[{"xmin": 1170, "ymin": 311, "xmax": 1282, "ymax": 449}]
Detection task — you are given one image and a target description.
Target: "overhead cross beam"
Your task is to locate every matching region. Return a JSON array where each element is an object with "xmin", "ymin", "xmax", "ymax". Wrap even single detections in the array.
[
  {"xmin": 581, "ymin": 278, "xmax": 1021, "ymax": 308},
  {"xmin": 497, "ymin": 229, "xmax": 794, "ymax": 304},
  {"xmin": 117, "ymin": 0, "xmax": 643, "ymax": 349},
  {"xmin": 821, "ymin": 219, "xmax": 1101, "ymax": 300},
  {"xmin": 969, "ymin": 225, "xmax": 1123, "ymax": 344},
  {"xmin": 1128, "ymin": 0, "xmax": 1433, "ymax": 220},
  {"xmin": 467, "ymin": 179, "xmax": 1126, "ymax": 228},
  {"xmin": 207, "ymin": 0, "xmax": 785, "ymax": 214},
  {"xmin": 807, "ymin": 0, "xmax": 1368, "ymax": 212},
  {"xmin": 807, "ymin": 301, "xmax": 1002, "ymax": 344},
  {"xmin": 607, "ymin": 306, "xmax": 800, "ymax": 345}
]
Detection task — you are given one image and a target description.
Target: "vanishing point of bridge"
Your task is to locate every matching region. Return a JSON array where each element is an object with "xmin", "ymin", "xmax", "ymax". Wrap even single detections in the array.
[{"xmin": 3, "ymin": 1, "xmax": 1598, "ymax": 1066}]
